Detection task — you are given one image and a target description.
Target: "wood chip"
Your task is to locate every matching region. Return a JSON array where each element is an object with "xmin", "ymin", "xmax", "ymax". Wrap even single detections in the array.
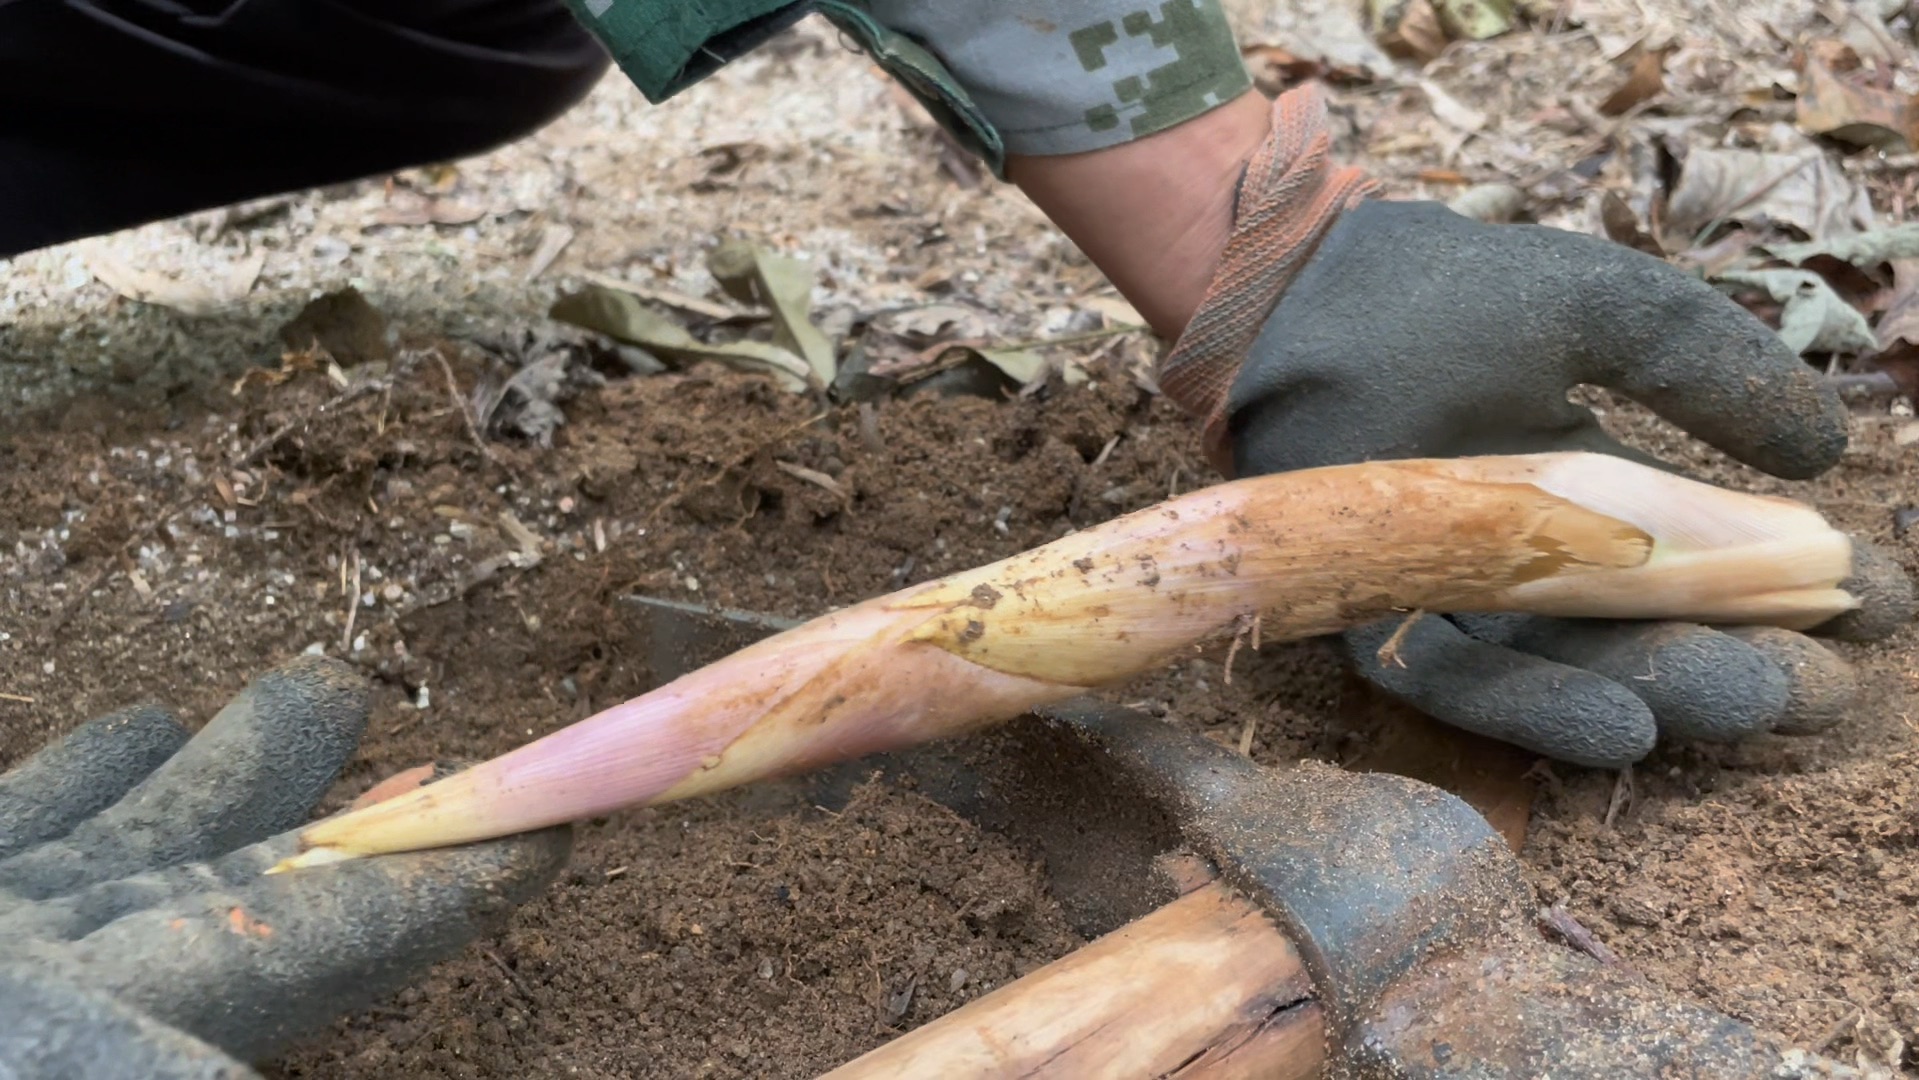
[
  {"xmin": 524, "ymin": 223, "xmax": 576, "ymax": 282},
  {"xmin": 497, "ymin": 511, "xmax": 545, "ymax": 561},
  {"xmin": 775, "ymin": 460, "xmax": 850, "ymax": 503}
]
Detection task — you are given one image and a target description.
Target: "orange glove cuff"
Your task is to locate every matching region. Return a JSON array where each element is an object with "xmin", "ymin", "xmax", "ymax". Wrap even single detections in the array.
[{"xmin": 1156, "ymin": 82, "xmax": 1382, "ymax": 477}]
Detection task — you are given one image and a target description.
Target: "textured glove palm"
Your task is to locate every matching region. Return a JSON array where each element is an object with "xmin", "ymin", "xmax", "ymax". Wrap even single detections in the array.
[
  {"xmin": 1222, "ymin": 197, "xmax": 1910, "ymax": 767},
  {"xmin": 0, "ymin": 657, "xmax": 570, "ymax": 1078},
  {"xmin": 1148, "ymin": 86, "xmax": 1915, "ymax": 768}
]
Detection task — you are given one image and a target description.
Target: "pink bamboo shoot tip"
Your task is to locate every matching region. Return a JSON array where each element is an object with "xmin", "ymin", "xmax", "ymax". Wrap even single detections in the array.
[{"xmin": 270, "ymin": 452, "xmax": 1857, "ymax": 872}]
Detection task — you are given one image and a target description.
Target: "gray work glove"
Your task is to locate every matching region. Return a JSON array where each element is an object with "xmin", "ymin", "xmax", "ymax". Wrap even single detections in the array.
[
  {"xmin": 1226, "ymin": 199, "xmax": 1915, "ymax": 768},
  {"xmin": 0, "ymin": 656, "xmax": 570, "ymax": 1079}
]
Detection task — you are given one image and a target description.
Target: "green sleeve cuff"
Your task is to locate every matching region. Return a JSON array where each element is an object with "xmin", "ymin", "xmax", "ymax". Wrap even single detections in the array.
[
  {"xmin": 559, "ymin": 0, "xmax": 810, "ymax": 104},
  {"xmin": 561, "ymin": 0, "xmax": 1009, "ymax": 177}
]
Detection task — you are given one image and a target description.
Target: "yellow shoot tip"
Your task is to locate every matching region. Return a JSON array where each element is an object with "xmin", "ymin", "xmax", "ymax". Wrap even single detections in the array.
[{"xmin": 264, "ymin": 847, "xmax": 354, "ymax": 875}]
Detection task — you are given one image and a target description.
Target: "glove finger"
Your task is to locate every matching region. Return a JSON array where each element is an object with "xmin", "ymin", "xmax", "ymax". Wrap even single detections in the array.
[
  {"xmin": 4, "ymin": 766, "xmax": 445, "ymax": 944},
  {"xmin": 0, "ymin": 656, "xmax": 369, "ymax": 901},
  {"xmin": 1576, "ymin": 247, "xmax": 1847, "ymax": 481},
  {"xmin": 0, "ymin": 962, "xmax": 255, "ymax": 1080},
  {"xmin": 1344, "ymin": 616, "xmax": 1658, "ymax": 768},
  {"xmin": 1718, "ymin": 627, "xmax": 1856, "ymax": 736},
  {"xmin": 1810, "ymin": 541, "xmax": 1916, "ymax": 643},
  {"xmin": 62, "ymin": 819, "xmax": 570, "ymax": 1063},
  {"xmin": 0, "ymin": 706, "xmax": 188, "ymax": 862},
  {"xmin": 1452, "ymin": 615, "xmax": 1792, "ymax": 744}
]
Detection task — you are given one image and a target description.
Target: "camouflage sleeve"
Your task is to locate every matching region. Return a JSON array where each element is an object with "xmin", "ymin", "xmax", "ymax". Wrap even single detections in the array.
[
  {"xmin": 855, "ymin": 0, "xmax": 1253, "ymax": 157},
  {"xmin": 558, "ymin": 0, "xmax": 1253, "ymax": 172}
]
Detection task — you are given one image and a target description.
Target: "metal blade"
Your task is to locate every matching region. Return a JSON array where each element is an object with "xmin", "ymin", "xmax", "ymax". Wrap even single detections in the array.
[{"xmin": 619, "ymin": 594, "xmax": 800, "ymax": 685}]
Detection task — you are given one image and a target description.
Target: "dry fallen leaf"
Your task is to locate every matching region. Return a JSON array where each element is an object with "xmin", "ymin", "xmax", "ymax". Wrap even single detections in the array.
[
  {"xmin": 1365, "ymin": 0, "xmax": 1448, "ymax": 63},
  {"xmin": 1599, "ymin": 191, "xmax": 1664, "ymax": 254},
  {"xmin": 707, "ymin": 240, "xmax": 837, "ymax": 385},
  {"xmin": 869, "ymin": 302, "xmax": 992, "ymax": 344},
  {"xmin": 550, "ymin": 285, "xmax": 814, "ymax": 392},
  {"xmin": 1875, "ymin": 260, "xmax": 1919, "ymax": 348},
  {"xmin": 1867, "ymin": 259, "xmax": 1919, "ymax": 393},
  {"xmin": 1762, "ymin": 223, "xmax": 1919, "ymax": 266},
  {"xmin": 373, "ymin": 193, "xmax": 489, "ymax": 227},
  {"xmin": 1598, "ymin": 42, "xmax": 1670, "ymax": 117},
  {"xmin": 1662, "ymin": 146, "xmax": 1873, "ymax": 244},
  {"xmin": 82, "ymin": 245, "xmax": 264, "ymax": 317},
  {"xmin": 1080, "ymin": 294, "xmax": 1144, "ymax": 329},
  {"xmin": 1244, "ymin": 0, "xmax": 1397, "ymax": 84},
  {"xmin": 523, "ymin": 223, "xmax": 575, "ymax": 283},
  {"xmin": 575, "ymin": 273, "xmax": 747, "ymax": 322},
  {"xmin": 1418, "ymin": 78, "xmax": 1489, "ymax": 135},
  {"xmin": 1715, "ymin": 268, "xmax": 1879, "ymax": 356},
  {"xmin": 1447, "ymin": 183, "xmax": 1527, "ymax": 223},
  {"xmin": 1795, "ymin": 51, "xmax": 1918, "ymax": 152},
  {"xmin": 1242, "ymin": 43, "xmax": 1358, "ymax": 93},
  {"xmin": 1433, "ymin": 0, "xmax": 1516, "ymax": 40}
]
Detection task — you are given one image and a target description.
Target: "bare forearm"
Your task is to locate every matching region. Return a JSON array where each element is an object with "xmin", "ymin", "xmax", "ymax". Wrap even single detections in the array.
[{"xmin": 1007, "ymin": 89, "xmax": 1270, "ymax": 339}]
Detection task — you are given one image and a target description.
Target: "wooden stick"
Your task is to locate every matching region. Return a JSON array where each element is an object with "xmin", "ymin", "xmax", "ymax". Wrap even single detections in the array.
[{"xmin": 823, "ymin": 882, "xmax": 1324, "ymax": 1079}]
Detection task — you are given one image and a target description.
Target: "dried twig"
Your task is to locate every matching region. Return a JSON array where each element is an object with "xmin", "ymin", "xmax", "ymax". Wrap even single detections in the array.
[
  {"xmin": 427, "ymin": 348, "xmax": 505, "ymax": 472},
  {"xmin": 1825, "ymin": 371, "xmax": 1903, "ymax": 399},
  {"xmin": 341, "ymin": 548, "xmax": 362, "ymax": 654},
  {"xmin": 1604, "ymin": 765, "xmax": 1636, "ymax": 828},
  {"xmin": 1222, "ymin": 612, "xmax": 1262, "ymax": 686},
  {"xmin": 774, "ymin": 460, "xmax": 851, "ymax": 505},
  {"xmin": 1537, "ymin": 902, "xmax": 1644, "ymax": 980},
  {"xmin": 0, "ymin": 692, "xmax": 34, "ymax": 704},
  {"xmin": 1375, "ymin": 610, "xmax": 1428, "ymax": 668},
  {"xmin": 1090, "ymin": 434, "xmax": 1121, "ymax": 469},
  {"xmin": 481, "ymin": 948, "xmax": 532, "ymax": 1000},
  {"xmin": 996, "ymin": 323, "xmax": 1146, "ymax": 352}
]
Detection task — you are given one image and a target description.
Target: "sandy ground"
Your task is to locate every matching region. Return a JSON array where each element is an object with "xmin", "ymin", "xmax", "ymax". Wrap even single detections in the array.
[{"xmin": 3, "ymin": 2, "xmax": 1917, "ymax": 1076}]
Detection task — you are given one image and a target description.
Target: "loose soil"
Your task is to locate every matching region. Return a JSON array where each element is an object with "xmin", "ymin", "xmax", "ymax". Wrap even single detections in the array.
[
  {"xmin": 2, "ymin": 343, "xmax": 1914, "ymax": 1076},
  {"xmin": 4, "ymin": 4, "xmax": 1918, "ymax": 1076}
]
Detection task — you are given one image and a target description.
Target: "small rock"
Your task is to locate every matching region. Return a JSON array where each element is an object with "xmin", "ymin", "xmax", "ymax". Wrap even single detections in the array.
[
  {"xmin": 277, "ymin": 286, "xmax": 392, "ymax": 366},
  {"xmin": 1610, "ymin": 886, "xmax": 1670, "ymax": 928}
]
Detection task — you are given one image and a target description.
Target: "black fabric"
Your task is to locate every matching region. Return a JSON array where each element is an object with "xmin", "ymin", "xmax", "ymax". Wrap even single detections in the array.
[{"xmin": 0, "ymin": 0, "xmax": 610, "ymax": 257}]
